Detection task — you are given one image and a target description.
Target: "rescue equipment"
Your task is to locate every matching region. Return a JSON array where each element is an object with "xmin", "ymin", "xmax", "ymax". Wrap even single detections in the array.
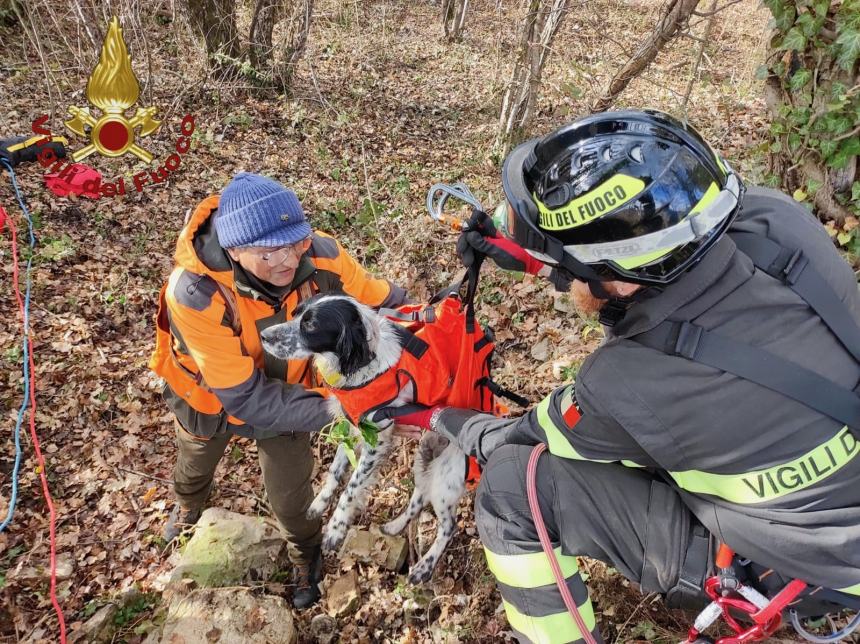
[
  {"xmin": 0, "ymin": 134, "xmax": 67, "ymax": 167},
  {"xmin": 325, "ymin": 183, "xmax": 529, "ymax": 487}
]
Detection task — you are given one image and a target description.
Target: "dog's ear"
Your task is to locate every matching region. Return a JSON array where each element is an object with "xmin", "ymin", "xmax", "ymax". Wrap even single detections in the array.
[{"xmin": 337, "ymin": 322, "xmax": 372, "ymax": 377}]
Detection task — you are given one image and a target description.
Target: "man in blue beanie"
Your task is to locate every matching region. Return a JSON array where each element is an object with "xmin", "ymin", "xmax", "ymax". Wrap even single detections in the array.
[{"xmin": 150, "ymin": 172, "xmax": 409, "ymax": 608}]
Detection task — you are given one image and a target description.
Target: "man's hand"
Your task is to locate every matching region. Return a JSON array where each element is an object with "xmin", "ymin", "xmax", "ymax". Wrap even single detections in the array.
[{"xmin": 457, "ymin": 230, "xmax": 545, "ymax": 274}]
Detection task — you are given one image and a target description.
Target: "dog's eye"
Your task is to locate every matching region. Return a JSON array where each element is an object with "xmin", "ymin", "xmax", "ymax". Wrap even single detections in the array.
[{"xmin": 300, "ymin": 315, "xmax": 317, "ymax": 333}]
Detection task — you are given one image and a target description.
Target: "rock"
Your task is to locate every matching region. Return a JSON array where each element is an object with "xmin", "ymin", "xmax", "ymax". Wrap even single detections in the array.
[
  {"xmin": 341, "ymin": 526, "xmax": 407, "ymax": 571},
  {"xmin": 310, "ymin": 614, "xmax": 337, "ymax": 644},
  {"xmin": 157, "ymin": 588, "xmax": 296, "ymax": 644},
  {"xmin": 70, "ymin": 603, "xmax": 117, "ymax": 643},
  {"xmin": 531, "ymin": 337, "xmax": 550, "ymax": 362},
  {"xmin": 325, "ymin": 569, "xmax": 361, "ymax": 617},
  {"xmin": 168, "ymin": 508, "xmax": 287, "ymax": 588},
  {"xmin": 9, "ymin": 551, "xmax": 74, "ymax": 583}
]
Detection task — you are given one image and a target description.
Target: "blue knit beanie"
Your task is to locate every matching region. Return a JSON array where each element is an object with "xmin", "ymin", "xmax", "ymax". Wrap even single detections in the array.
[{"xmin": 214, "ymin": 173, "xmax": 312, "ymax": 248}]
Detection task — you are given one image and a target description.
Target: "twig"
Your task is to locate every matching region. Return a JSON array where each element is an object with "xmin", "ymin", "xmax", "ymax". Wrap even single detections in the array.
[
  {"xmin": 834, "ymin": 124, "xmax": 860, "ymax": 143},
  {"xmin": 614, "ymin": 591, "xmax": 659, "ymax": 642},
  {"xmin": 359, "ymin": 141, "xmax": 390, "ymax": 255},
  {"xmin": 681, "ymin": 0, "xmax": 717, "ymax": 116},
  {"xmin": 115, "ymin": 466, "xmax": 173, "ymax": 485}
]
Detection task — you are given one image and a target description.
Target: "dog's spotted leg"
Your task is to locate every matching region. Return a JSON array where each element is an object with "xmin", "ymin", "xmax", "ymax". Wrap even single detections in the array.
[
  {"xmin": 307, "ymin": 443, "xmax": 352, "ymax": 520},
  {"xmin": 407, "ymin": 443, "xmax": 467, "ymax": 584},
  {"xmin": 407, "ymin": 504, "xmax": 457, "ymax": 584},
  {"xmin": 322, "ymin": 428, "xmax": 393, "ymax": 552},
  {"xmin": 381, "ymin": 488, "xmax": 425, "ymax": 536}
]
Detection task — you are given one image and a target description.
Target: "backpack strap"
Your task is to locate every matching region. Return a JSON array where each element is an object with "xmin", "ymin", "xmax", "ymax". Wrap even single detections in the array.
[
  {"xmin": 630, "ymin": 232, "xmax": 860, "ymax": 434},
  {"xmin": 633, "ymin": 320, "xmax": 860, "ymax": 432},
  {"xmin": 732, "ymin": 232, "xmax": 860, "ymax": 362},
  {"xmin": 213, "ymin": 281, "xmax": 242, "ymax": 335}
]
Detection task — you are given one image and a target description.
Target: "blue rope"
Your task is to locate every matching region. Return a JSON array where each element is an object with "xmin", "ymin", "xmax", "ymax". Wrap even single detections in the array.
[{"xmin": 0, "ymin": 158, "xmax": 35, "ymax": 532}]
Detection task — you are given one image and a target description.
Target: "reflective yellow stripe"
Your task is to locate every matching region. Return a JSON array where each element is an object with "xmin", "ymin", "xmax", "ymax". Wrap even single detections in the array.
[
  {"xmin": 838, "ymin": 582, "xmax": 860, "ymax": 595},
  {"xmin": 669, "ymin": 427, "xmax": 859, "ymax": 504},
  {"xmin": 484, "ymin": 546, "xmax": 580, "ymax": 589},
  {"xmin": 536, "ymin": 393, "xmax": 610, "ymax": 463},
  {"xmin": 503, "ymin": 599, "xmax": 596, "ymax": 644},
  {"xmin": 536, "ymin": 175, "xmax": 645, "ymax": 231},
  {"xmin": 537, "ymin": 395, "xmax": 587, "ymax": 460},
  {"xmin": 612, "ymin": 181, "xmax": 720, "ymax": 270}
]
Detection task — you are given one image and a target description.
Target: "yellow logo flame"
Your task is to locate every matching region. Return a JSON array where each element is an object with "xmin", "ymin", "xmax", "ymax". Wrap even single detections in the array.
[{"xmin": 87, "ymin": 18, "xmax": 140, "ymax": 113}]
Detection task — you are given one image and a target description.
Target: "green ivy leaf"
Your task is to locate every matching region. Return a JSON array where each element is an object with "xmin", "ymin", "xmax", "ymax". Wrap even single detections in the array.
[
  {"xmin": 835, "ymin": 28, "xmax": 860, "ymax": 70},
  {"xmin": 788, "ymin": 132, "xmax": 803, "ymax": 151},
  {"xmin": 838, "ymin": 230, "xmax": 853, "ymax": 246},
  {"xmin": 770, "ymin": 140, "xmax": 783, "ymax": 154},
  {"xmin": 781, "ymin": 27, "xmax": 807, "ymax": 50},
  {"xmin": 793, "ymin": 188, "xmax": 808, "ymax": 201},
  {"xmin": 788, "ymin": 68, "xmax": 812, "ymax": 91},
  {"xmin": 808, "ymin": 178, "xmax": 824, "ymax": 196},
  {"xmin": 755, "ymin": 64, "xmax": 771, "ymax": 80},
  {"xmin": 764, "ymin": 0, "xmax": 797, "ymax": 31},
  {"xmin": 358, "ymin": 418, "xmax": 379, "ymax": 448},
  {"xmin": 851, "ymin": 181, "xmax": 860, "ymax": 203},
  {"xmin": 820, "ymin": 138, "xmax": 838, "ymax": 158}
]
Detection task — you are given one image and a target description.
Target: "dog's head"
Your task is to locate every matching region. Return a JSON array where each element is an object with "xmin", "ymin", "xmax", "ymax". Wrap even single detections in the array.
[{"xmin": 261, "ymin": 294, "xmax": 380, "ymax": 381}]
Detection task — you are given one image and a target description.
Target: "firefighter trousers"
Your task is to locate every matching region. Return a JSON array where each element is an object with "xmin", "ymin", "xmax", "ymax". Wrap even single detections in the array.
[
  {"xmin": 172, "ymin": 421, "xmax": 322, "ymax": 565},
  {"xmin": 476, "ymin": 444, "xmax": 710, "ymax": 644}
]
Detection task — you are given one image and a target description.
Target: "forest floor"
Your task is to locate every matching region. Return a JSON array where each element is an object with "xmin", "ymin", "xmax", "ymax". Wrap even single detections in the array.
[{"xmin": 0, "ymin": 0, "xmax": 784, "ymax": 641}]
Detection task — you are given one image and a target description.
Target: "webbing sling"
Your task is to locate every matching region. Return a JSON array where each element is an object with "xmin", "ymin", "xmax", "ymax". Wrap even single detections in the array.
[{"xmin": 632, "ymin": 233, "xmax": 860, "ymax": 435}]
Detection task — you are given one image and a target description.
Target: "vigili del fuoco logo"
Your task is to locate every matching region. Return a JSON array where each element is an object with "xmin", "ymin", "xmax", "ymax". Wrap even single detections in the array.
[{"xmin": 30, "ymin": 17, "xmax": 195, "ymax": 199}]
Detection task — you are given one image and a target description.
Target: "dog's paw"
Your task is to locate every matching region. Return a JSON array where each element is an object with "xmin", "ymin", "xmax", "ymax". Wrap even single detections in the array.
[
  {"xmin": 306, "ymin": 498, "xmax": 326, "ymax": 520},
  {"xmin": 321, "ymin": 528, "xmax": 346, "ymax": 553},
  {"xmin": 380, "ymin": 519, "xmax": 404, "ymax": 536},
  {"xmin": 407, "ymin": 561, "xmax": 435, "ymax": 585}
]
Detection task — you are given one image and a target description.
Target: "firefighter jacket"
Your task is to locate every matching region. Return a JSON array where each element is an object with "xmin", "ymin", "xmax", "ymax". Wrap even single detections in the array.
[
  {"xmin": 436, "ymin": 186, "xmax": 860, "ymax": 594},
  {"xmin": 149, "ymin": 195, "xmax": 408, "ymax": 440}
]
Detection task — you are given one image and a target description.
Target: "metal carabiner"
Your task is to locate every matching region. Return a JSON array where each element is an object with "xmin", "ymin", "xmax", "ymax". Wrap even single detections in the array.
[{"xmin": 426, "ymin": 182, "xmax": 484, "ymax": 231}]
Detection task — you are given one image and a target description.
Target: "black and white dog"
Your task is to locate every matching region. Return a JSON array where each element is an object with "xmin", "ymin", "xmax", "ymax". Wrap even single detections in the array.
[{"xmin": 260, "ymin": 294, "xmax": 468, "ymax": 584}]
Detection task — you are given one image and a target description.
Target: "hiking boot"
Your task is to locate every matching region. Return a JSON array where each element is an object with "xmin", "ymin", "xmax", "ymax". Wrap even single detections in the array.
[
  {"xmin": 292, "ymin": 548, "xmax": 323, "ymax": 609},
  {"xmin": 163, "ymin": 505, "xmax": 202, "ymax": 542}
]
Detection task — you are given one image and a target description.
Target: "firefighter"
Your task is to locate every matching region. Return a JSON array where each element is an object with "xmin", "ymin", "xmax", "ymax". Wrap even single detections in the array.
[
  {"xmin": 398, "ymin": 110, "xmax": 860, "ymax": 643},
  {"xmin": 149, "ymin": 172, "xmax": 408, "ymax": 608}
]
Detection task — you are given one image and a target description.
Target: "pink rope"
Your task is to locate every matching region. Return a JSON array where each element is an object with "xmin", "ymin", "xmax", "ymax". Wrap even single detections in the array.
[{"xmin": 526, "ymin": 443, "xmax": 598, "ymax": 644}]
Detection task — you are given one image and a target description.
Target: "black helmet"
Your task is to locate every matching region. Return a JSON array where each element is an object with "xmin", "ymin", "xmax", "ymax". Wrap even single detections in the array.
[{"xmin": 501, "ymin": 109, "xmax": 744, "ymax": 286}]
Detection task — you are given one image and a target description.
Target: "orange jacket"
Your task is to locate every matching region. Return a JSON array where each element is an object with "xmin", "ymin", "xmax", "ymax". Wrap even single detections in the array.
[{"xmin": 149, "ymin": 195, "xmax": 407, "ymax": 439}]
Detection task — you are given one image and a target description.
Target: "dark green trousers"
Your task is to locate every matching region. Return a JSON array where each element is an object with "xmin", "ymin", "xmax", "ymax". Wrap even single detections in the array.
[{"xmin": 172, "ymin": 421, "xmax": 322, "ymax": 564}]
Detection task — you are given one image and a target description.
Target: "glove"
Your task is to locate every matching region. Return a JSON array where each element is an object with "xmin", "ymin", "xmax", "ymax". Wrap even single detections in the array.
[
  {"xmin": 393, "ymin": 405, "xmax": 446, "ymax": 431},
  {"xmin": 457, "ymin": 230, "xmax": 545, "ymax": 275}
]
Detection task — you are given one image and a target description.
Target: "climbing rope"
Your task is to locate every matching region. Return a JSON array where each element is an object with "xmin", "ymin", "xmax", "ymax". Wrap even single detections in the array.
[{"xmin": 1, "ymin": 158, "xmax": 68, "ymax": 642}]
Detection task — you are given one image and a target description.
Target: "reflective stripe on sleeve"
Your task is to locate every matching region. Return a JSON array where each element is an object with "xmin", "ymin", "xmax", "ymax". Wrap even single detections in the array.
[
  {"xmin": 669, "ymin": 426, "xmax": 859, "ymax": 504},
  {"xmin": 535, "ymin": 391, "xmax": 610, "ymax": 462},
  {"xmin": 484, "ymin": 545, "xmax": 580, "ymax": 589},
  {"xmin": 503, "ymin": 598, "xmax": 597, "ymax": 644}
]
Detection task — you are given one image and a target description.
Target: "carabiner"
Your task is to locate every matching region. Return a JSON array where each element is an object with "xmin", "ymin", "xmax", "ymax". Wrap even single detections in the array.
[{"xmin": 426, "ymin": 182, "xmax": 484, "ymax": 231}]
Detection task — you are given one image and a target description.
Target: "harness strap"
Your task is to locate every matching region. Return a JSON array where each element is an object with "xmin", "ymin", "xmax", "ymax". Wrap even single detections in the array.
[
  {"xmin": 391, "ymin": 325, "xmax": 429, "ymax": 359},
  {"xmin": 634, "ymin": 320, "xmax": 860, "ymax": 433},
  {"xmin": 733, "ymin": 232, "xmax": 860, "ymax": 362},
  {"xmin": 480, "ymin": 376, "xmax": 530, "ymax": 408}
]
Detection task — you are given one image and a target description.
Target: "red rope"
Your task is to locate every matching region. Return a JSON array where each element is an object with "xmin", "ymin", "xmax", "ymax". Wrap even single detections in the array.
[
  {"xmin": 526, "ymin": 443, "xmax": 599, "ymax": 644},
  {"xmin": 2, "ymin": 204, "xmax": 67, "ymax": 642}
]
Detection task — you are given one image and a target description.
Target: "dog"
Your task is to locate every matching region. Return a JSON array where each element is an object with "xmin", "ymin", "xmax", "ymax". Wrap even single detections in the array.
[{"xmin": 260, "ymin": 294, "xmax": 470, "ymax": 584}]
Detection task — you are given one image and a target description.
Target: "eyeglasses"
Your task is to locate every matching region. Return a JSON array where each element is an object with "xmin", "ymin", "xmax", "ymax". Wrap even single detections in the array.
[{"xmin": 254, "ymin": 237, "xmax": 311, "ymax": 266}]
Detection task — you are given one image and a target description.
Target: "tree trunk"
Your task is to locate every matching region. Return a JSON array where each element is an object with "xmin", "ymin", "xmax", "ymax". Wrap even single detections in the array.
[
  {"xmin": 249, "ymin": 0, "xmax": 279, "ymax": 71},
  {"xmin": 760, "ymin": 0, "xmax": 859, "ymax": 224},
  {"xmin": 442, "ymin": 0, "xmax": 469, "ymax": 41},
  {"xmin": 185, "ymin": 0, "xmax": 240, "ymax": 64},
  {"xmin": 591, "ymin": 0, "xmax": 700, "ymax": 112},
  {"xmin": 495, "ymin": 0, "xmax": 569, "ymax": 155},
  {"xmin": 276, "ymin": 0, "xmax": 314, "ymax": 90}
]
